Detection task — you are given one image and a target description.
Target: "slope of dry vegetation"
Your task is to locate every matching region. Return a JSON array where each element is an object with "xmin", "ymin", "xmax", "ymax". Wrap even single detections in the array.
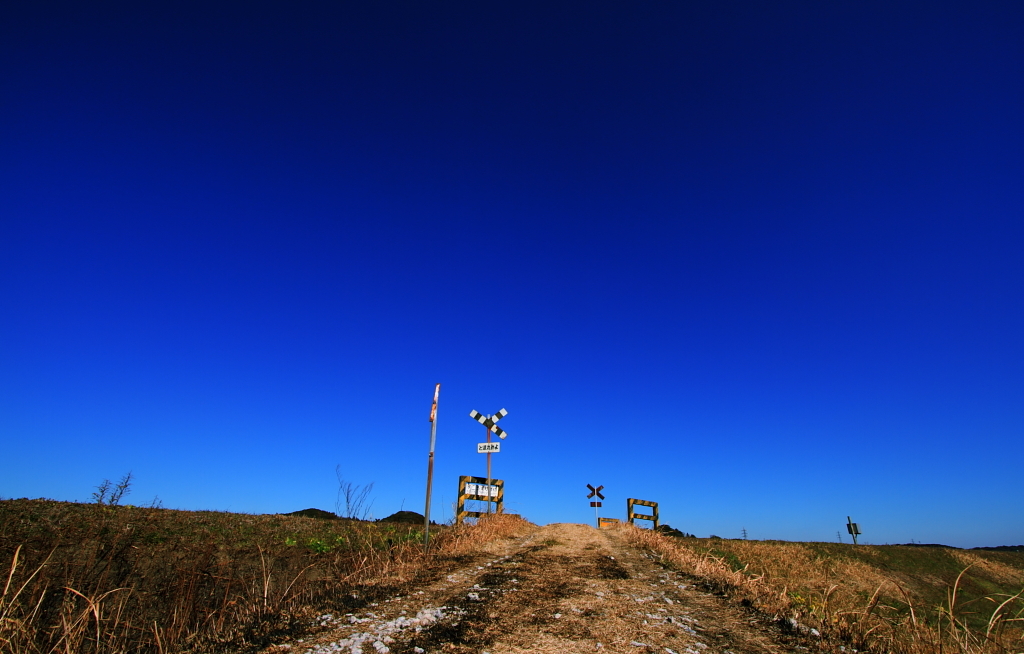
[
  {"xmin": 0, "ymin": 499, "xmax": 530, "ymax": 654},
  {"xmin": 626, "ymin": 527, "xmax": 1024, "ymax": 654}
]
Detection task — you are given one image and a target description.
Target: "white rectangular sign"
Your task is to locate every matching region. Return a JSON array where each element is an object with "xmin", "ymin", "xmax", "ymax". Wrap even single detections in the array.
[
  {"xmin": 464, "ymin": 483, "xmax": 499, "ymax": 498},
  {"xmin": 477, "ymin": 442, "xmax": 500, "ymax": 453}
]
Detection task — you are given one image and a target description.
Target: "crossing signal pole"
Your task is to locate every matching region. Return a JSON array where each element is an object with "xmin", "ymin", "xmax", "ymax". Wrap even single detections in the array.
[
  {"xmin": 587, "ymin": 484, "xmax": 605, "ymax": 527},
  {"xmin": 469, "ymin": 409, "xmax": 508, "ymax": 514}
]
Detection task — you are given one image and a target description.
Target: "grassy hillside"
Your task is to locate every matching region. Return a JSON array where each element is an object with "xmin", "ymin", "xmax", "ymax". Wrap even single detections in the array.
[
  {"xmin": 629, "ymin": 529, "xmax": 1024, "ymax": 654},
  {"xmin": 0, "ymin": 499, "xmax": 520, "ymax": 654}
]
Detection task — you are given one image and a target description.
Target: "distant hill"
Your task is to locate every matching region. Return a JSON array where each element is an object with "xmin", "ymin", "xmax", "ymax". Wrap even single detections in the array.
[
  {"xmin": 284, "ymin": 508, "xmax": 339, "ymax": 520},
  {"xmin": 896, "ymin": 543, "xmax": 1024, "ymax": 552},
  {"xmin": 283, "ymin": 509, "xmax": 438, "ymax": 524},
  {"xmin": 378, "ymin": 510, "xmax": 427, "ymax": 524},
  {"xmin": 656, "ymin": 524, "xmax": 695, "ymax": 538}
]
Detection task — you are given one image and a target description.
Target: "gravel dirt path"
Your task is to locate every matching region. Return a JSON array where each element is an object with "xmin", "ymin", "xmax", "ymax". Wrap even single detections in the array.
[{"xmin": 264, "ymin": 523, "xmax": 812, "ymax": 654}]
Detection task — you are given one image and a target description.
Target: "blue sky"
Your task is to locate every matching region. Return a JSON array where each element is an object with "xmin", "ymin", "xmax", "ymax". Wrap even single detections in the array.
[{"xmin": 1, "ymin": 2, "xmax": 1021, "ymax": 548}]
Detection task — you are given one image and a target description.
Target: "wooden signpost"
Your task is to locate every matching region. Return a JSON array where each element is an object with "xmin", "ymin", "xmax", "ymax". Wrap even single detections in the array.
[
  {"xmin": 627, "ymin": 498, "xmax": 659, "ymax": 528},
  {"xmin": 456, "ymin": 475, "xmax": 504, "ymax": 524}
]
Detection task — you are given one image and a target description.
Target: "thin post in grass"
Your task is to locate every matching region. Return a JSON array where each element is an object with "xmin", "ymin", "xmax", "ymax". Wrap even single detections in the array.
[{"xmin": 424, "ymin": 383, "xmax": 440, "ymax": 551}]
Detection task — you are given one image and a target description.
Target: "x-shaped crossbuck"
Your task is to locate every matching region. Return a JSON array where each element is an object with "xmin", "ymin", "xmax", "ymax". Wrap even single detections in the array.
[
  {"xmin": 469, "ymin": 408, "xmax": 508, "ymax": 439},
  {"xmin": 587, "ymin": 484, "xmax": 605, "ymax": 500}
]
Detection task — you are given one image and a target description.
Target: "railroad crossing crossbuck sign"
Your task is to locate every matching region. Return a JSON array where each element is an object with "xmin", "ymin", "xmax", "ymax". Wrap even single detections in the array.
[
  {"xmin": 469, "ymin": 409, "xmax": 508, "ymax": 439},
  {"xmin": 587, "ymin": 484, "xmax": 605, "ymax": 528},
  {"xmin": 469, "ymin": 408, "xmax": 508, "ymax": 515}
]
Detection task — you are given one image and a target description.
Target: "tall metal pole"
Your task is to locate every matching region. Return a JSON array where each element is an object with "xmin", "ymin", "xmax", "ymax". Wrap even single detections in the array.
[
  {"xmin": 423, "ymin": 383, "xmax": 440, "ymax": 550},
  {"xmin": 485, "ymin": 423, "xmax": 492, "ymax": 514},
  {"xmin": 594, "ymin": 503, "xmax": 599, "ymax": 528}
]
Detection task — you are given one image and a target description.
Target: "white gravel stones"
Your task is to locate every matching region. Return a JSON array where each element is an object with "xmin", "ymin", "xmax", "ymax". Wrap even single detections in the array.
[
  {"xmin": 467, "ymin": 592, "xmax": 481, "ymax": 601},
  {"xmin": 630, "ymin": 641, "xmax": 649, "ymax": 647},
  {"xmin": 305, "ymin": 607, "xmax": 457, "ymax": 654}
]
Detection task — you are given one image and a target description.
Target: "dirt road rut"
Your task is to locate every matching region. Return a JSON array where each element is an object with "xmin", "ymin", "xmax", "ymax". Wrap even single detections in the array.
[{"xmin": 266, "ymin": 523, "xmax": 810, "ymax": 654}]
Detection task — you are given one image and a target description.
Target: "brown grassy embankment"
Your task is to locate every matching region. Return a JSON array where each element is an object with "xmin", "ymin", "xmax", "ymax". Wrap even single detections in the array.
[
  {"xmin": 0, "ymin": 499, "xmax": 530, "ymax": 654},
  {"xmin": 626, "ymin": 527, "xmax": 1024, "ymax": 654}
]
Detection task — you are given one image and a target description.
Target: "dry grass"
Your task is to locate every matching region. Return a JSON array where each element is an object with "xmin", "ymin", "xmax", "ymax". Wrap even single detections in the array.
[
  {"xmin": 625, "ymin": 526, "xmax": 1024, "ymax": 654},
  {"xmin": 0, "ymin": 499, "xmax": 531, "ymax": 654}
]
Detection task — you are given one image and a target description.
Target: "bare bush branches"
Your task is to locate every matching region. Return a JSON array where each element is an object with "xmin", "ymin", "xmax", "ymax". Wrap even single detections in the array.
[
  {"xmin": 335, "ymin": 466, "xmax": 374, "ymax": 520},
  {"xmin": 91, "ymin": 472, "xmax": 133, "ymax": 506}
]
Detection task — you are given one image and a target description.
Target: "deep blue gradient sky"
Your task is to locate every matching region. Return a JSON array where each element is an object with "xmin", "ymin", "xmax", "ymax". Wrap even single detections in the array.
[{"xmin": 2, "ymin": 2, "xmax": 1021, "ymax": 547}]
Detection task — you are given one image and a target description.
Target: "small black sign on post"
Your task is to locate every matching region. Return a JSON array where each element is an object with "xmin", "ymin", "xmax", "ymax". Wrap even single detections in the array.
[
  {"xmin": 587, "ymin": 484, "xmax": 605, "ymax": 527},
  {"xmin": 846, "ymin": 516, "xmax": 862, "ymax": 545}
]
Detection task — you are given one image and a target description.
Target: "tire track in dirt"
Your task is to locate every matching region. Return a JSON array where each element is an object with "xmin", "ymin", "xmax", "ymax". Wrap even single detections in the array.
[{"xmin": 265, "ymin": 524, "xmax": 816, "ymax": 654}]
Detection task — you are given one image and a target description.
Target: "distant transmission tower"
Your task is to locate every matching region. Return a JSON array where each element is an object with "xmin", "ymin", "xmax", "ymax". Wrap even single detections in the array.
[{"xmin": 741, "ymin": 528, "xmax": 747, "ymax": 540}]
